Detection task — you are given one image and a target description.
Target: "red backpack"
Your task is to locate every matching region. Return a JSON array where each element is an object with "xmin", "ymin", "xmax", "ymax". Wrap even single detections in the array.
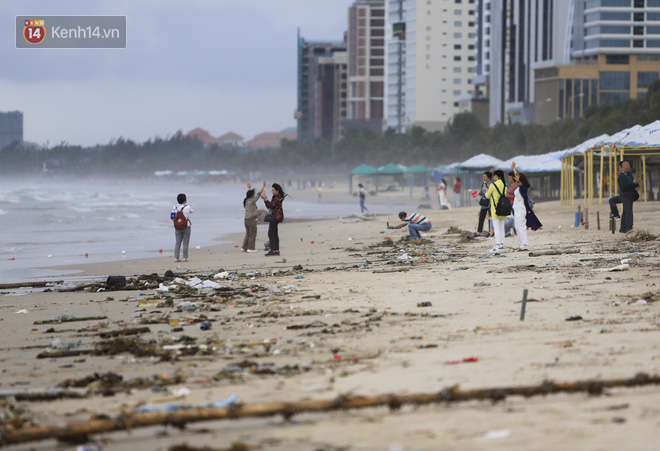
[{"xmin": 173, "ymin": 207, "xmax": 188, "ymax": 229}]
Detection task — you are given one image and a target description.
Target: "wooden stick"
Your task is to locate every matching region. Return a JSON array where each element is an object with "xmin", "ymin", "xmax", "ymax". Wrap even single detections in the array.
[
  {"xmin": 98, "ymin": 327, "xmax": 150, "ymax": 338},
  {"xmin": 0, "ymin": 388, "xmax": 88, "ymax": 401},
  {"xmin": 596, "ymin": 211, "xmax": 600, "ymax": 230},
  {"xmin": 0, "ymin": 281, "xmax": 62, "ymax": 290},
  {"xmin": 528, "ymin": 248, "xmax": 580, "ymax": 257},
  {"xmin": 34, "ymin": 316, "xmax": 107, "ymax": 325},
  {"xmin": 2, "ymin": 373, "xmax": 659, "ymax": 446}
]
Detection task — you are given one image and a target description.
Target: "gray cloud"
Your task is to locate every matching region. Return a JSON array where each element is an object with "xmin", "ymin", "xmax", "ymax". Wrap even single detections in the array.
[{"xmin": 0, "ymin": 0, "xmax": 353, "ymax": 145}]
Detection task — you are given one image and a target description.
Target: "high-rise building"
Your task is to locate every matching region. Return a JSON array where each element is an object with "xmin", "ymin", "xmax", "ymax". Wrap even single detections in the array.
[
  {"xmin": 315, "ymin": 52, "xmax": 349, "ymax": 143},
  {"xmin": 487, "ymin": 0, "xmax": 573, "ymax": 126},
  {"xmin": 296, "ymin": 32, "xmax": 347, "ymax": 142},
  {"xmin": 0, "ymin": 111, "xmax": 23, "ymax": 148},
  {"xmin": 345, "ymin": 0, "xmax": 386, "ymax": 135},
  {"xmin": 385, "ymin": 0, "xmax": 477, "ymax": 133},
  {"xmin": 534, "ymin": 0, "xmax": 660, "ymax": 125}
]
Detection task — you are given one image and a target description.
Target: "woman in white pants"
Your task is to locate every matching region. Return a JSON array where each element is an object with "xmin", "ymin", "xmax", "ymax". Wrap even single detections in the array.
[{"xmin": 511, "ymin": 161, "xmax": 543, "ymax": 249}]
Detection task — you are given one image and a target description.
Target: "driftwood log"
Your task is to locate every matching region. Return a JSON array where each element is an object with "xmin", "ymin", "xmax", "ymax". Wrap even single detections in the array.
[
  {"xmin": 0, "ymin": 281, "xmax": 62, "ymax": 290},
  {"xmin": 1, "ymin": 372, "xmax": 658, "ymax": 446},
  {"xmin": 528, "ymin": 248, "xmax": 580, "ymax": 257}
]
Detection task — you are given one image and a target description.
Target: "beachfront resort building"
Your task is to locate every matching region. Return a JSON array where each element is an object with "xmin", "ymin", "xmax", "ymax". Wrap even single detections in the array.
[
  {"xmin": 344, "ymin": 0, "xmax": 386, "ymax": 136},
  {"xmin": 0, "ymin": 111, "xmax": 23, "ymax": 149},
  {"xmin": 296, "ymin": 32, "xmax": 347, "ymax": 143},
  {"xmin": 384, "ymin": 0, "xmax": 477, "ymax": 133}
]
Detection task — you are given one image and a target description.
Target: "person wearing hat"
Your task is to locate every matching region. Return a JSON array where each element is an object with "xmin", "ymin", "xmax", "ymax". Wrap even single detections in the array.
[{"xmin": 358, "ymin": 183, "xmax": 368, "ymax": 214}]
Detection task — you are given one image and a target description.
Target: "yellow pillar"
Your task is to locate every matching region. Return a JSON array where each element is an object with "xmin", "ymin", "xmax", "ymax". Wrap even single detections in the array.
[
  {"xmin": 561, "ymin": 157, "xmax": 566, "ymax": 205},
  {"xmin": 599, "ymin": 147, "xmax": 604, "ymax": 204},
  {"xmin": 569, "ymin": 155, "xmax": 575, "ymax": 205},
  {"xmin": 642, "ymin": 154, "xmax": 647, "ymax": 202}
]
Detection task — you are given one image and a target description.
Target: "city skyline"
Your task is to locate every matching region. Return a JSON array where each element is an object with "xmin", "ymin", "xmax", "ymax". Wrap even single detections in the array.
[{"xmin": 0, "ymin": 0, "xmax": 355, "ymax": 147}]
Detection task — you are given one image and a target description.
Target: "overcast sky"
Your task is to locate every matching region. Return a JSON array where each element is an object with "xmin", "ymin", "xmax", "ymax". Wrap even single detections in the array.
[{"xmin": 1, "ymin": 0, "xmax": 354, "ymax": 146}]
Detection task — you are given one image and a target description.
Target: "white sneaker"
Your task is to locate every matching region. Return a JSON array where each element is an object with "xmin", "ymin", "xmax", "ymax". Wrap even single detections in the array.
[
  {"xmin": 489, "ymin": 245, "xmax": 503, "ymax": 253},
  {"xmin": 240, "ymin": 248, "xmax": 245, "ymax": 251},
  {"xmin": 246, "ymin": 249, "xmax": 257, "ymax": 253}
]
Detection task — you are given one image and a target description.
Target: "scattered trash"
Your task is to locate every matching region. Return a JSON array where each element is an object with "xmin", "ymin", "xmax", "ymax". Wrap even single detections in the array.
[
  {"xmin": 565, "ymin": 316, "xmax": 583, "ymax": 321},
  {"xmin": 475, "ymin": 429, "xmax": 511, "ymax": 440},
  {"xmin": 13, "ymin": 309, "xmax": 29, "ymax": 314},
  {"xmin": 417, "ymin": 302, "xmax": 432, "ymax": 308},
  {"xmin": 592, "ymin": 263, "xmax": 629, "ymax": 272},
  {"xmin": 474, "ymin": 281, "xmax": 491, "ymax": 287},
  {"xmin": 199, "ymin": 321, "xmax": 212, "ymax": 331},
  {"xmin": 446, "ymin": 356, "xmax": 479, "ymax": 365}
]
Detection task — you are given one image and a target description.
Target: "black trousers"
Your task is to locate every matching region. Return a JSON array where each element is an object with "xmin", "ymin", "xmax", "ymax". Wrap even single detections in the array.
[
  {"xmin": 608, "ymin": 195, "xmax": 621, "ymax": 217},
  {"xmin": 268, "ymin": 221, "xmax": 280, "ymax": 251},
  {"xmin": 477, "ymin": 208, "xmax": 488, "ymax": 233},
  {"xmin": 620, "ymin": 191, "xmax": 634, "ymax": 233}
]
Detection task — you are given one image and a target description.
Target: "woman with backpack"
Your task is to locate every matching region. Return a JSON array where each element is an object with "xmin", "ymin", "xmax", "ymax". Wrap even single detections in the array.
[
  {"xmin": 242, "ymin": 180, "xmax": 266, "ymax": 252},
  {"xmin": 484, "ymin": 170, "xmax": 508, "ymax": 253},
  {"xmin": 511, "ymin": 162, "xmax": 542, "ymax": 250},
  {"xmin": 170, "ymin": 193, "xmax": 193, "ymax": 262},
  {"xmin": 261, "ymin": 183, "xmax": 286, "ymax": 257}
]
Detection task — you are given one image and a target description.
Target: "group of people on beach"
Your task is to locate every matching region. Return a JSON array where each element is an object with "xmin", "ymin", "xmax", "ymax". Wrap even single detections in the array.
[
  {"xmin": 170, "ymin": 182, "xmax": 287, "ymax": 261},
  {"xmin": 389, "ymin": 162, "xmax": 542, "ymax": 253},
  {"xmin": 170, "ymin": 159, "xmax": 639, "ymax": 261}
]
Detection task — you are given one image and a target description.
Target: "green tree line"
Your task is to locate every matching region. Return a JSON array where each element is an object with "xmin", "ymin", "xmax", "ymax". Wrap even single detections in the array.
[{"xmin": 2, "ymin": 80, "xmax": 659, "ymax": 176}]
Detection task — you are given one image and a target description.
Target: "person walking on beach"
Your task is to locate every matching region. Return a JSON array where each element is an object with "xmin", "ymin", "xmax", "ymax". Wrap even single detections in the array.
[
  {"xmin": 616, "ymin": 159, "xmax": 640, "ymax": 234},
  {"xmin": 484, "ymin": 170, "xmax": 507, "ymax": 253},
  {"xmin": 242, "ymin": 180, "xmax": 266, "ymax": 252},
  {"xmin": 437, "ymin": 179, "xmax": 450, "ymax": 210},
  {"xmin": 476, "ymin": 171, "xmax": 492, "ymax": 236},
  {"xmin": 358, "ymin": 183, "xmax": 369, "ymax": 214},
  {"xmin": 262, "ymin": 183, "xmax": 286, "ymax": 256},
  {"xmin": 170, "ymin": 193, "xmax": 193, "ymax": 262},
  {"xmin": 511, "ymin": 162, "xmax": 542, "ymax": 250},
  {"xmin": 387, "ymin": 211, "xmax": 432, "ymax": 239},
  {"xmin": 453, "ymin": 177, "xmax": 462, "ymax": 208}
]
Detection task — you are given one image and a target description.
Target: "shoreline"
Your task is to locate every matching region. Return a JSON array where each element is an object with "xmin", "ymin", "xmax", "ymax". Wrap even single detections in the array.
[{"xmin": 1, "ymin": 199, "xmax": 659, "ymax": 449}]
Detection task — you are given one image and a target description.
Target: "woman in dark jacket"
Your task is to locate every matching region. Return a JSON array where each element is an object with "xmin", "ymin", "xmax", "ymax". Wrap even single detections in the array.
[{"xmin": 262, "ymin": 183, "xmax": 285, "ymax": 256}]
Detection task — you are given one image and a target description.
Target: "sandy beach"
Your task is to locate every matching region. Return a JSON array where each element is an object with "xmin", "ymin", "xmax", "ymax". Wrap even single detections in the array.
[{"xmin": 1, "ymin": 189, "xmax": 659, "ymax": 450}]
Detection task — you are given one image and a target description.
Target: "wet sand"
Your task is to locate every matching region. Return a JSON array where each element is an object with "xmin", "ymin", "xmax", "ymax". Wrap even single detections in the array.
[{"xmin": 1, "ymin": 193, "xmax": 659, "ymax": 450}]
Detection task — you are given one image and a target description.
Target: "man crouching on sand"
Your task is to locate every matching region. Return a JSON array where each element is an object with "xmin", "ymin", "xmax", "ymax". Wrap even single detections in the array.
[{"xmin": 387, "ymin": 211, "xmax": 431, "ymax": 239}]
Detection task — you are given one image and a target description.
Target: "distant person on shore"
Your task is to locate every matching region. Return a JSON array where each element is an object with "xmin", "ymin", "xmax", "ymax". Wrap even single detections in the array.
[
  {"xmin": 423, "ymin": 186, "xmax": 430, "ymax": 200},
  {"xmin": 436, "ymin": 179, "xmax": 450, "ymax": 210},
  {"xmin": 511, "ymin": 162, "xmax": 542, "ymax": 250},
  {"xmin": 262, "ymin": 183, "xmax": 286, "ymax": 256},
  {"xmin": 170, "ymin": 193, "xmax": 193, "ymax": 262},
  {"xmin": 453, "ymin": 177, "xmax": 462, "ymax": 208},
  {"xmin": 615, "ymin": 159, "xmax": 640, "ymax": 234},
  {"xmin": 317, "ymin": 185, "xmax": 322, "ymax": 203},
  {"xmin": 484, "ymin": 170, "xmax": 507, "ymax": 252},
  {"xmin": 358, "ymin": 183, "xmax": 369, "ymax": 214},
  {"xmin": 387, "ymin": 211, "xmax": 432, "ymax": 239},
  {"xmin": 476, "ymin": 171, "xmax": 492, "ymax": 236},
  {"xmin": 242, "ymin": 180, "xmax": 266, "ymax": 252}
]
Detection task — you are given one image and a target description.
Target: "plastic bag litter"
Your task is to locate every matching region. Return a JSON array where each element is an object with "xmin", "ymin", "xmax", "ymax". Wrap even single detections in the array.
[
  {"xmin": 186, "ymin": 277, "xmax": 203, "ymax": 287},
  {"xmin": 213, "ymin": 271, "xmax": 230, "ymax": 279},
  {"xmin": 54, "ymin": 313, "xmax": 77, "ymax": 321},
  {"xmin": 135, "ymin": 393, "xmax": 239, "ymax": 413},
  {"xmin": 397, "ymin": 253, "xmax": 411, "ymax": 261}
]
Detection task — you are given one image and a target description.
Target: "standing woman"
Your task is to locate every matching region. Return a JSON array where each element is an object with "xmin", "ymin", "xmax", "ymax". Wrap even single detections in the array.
[
  {"xmin": 437, "ymin": 179, "xmax": 451, "ymax": 210},
  {"xmin": 242, "ymin": 180, "xmax": 266, "ymax": 252},
  {"xmin": 262, "ymin": 183, "xmax": 286, "ymax": 256},
  {"xmin": 484, "ymin": 170, "xmax": 507, "ymax": 253},
  {"xmin": 170, "ymin": 193, "xmax": 193, "ymax": 262},
  {"xmin": 511, "ymin": 162, "xmax": 542, "ymax": 247}
]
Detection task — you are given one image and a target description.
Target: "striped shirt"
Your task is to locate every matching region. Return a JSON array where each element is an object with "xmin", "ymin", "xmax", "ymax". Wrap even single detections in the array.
[{"xmin": 404, "ymin": 213, "xmax": 430, "ymax": 225}]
